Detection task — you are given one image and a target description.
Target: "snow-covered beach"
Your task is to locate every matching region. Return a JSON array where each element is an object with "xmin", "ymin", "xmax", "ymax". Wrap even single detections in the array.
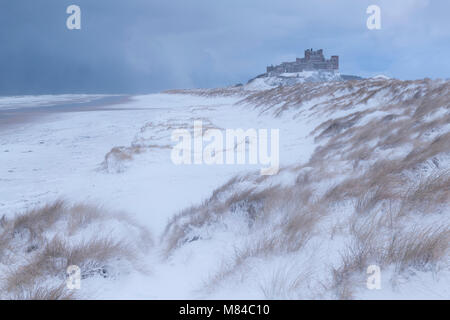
[{"xmin": 1, "ymin": 78, "xmax": 449, "ymax": 299}]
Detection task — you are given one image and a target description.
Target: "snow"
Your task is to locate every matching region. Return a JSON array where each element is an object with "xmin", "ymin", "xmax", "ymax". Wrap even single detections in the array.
[
  {"xmin": 245, "ymin": 71, "xmax": 343, "ymax": 90},
  {"xmin": 0, "ymin": 78, "xmax": 449, "ymax": 299},
  {"xmin": 370, "ymin": 74, "xmax": 391, "ymax": 80}
]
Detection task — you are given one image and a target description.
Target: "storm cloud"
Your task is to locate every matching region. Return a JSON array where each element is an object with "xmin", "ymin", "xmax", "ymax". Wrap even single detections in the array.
[{"xmin": 1, "ymin": 0, "xmax": 449, "ymax": 95}]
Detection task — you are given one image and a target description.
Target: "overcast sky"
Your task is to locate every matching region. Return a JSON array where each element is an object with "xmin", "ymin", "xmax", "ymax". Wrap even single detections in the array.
[{"xmin": 1, "ymin": 0, "xmax": 449, "ymax": 95}]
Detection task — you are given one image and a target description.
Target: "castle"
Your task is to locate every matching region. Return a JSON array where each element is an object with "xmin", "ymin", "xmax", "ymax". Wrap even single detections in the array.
[{"xmin": 266, "ymin": 49, "xmax": 339, "ymax": 74}]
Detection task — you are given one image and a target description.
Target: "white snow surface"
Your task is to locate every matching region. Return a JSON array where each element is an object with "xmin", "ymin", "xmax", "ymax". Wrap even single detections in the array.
[
  {"xmin": 0, "ymin": 79, "xmax": 449, "ymax": 299},
  {"xmin": 245, "ymin": 71, "xmax": 343, "ymax": 90}
]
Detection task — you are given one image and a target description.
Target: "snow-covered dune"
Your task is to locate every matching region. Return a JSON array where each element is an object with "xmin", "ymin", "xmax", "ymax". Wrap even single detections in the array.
[
  {"xmin": 0, "ymin": 78, "xmax": 449, "ymax": 299},
  {"xmin": 245, "ymin": 71, "xmax": 345, "ymax": 90}
]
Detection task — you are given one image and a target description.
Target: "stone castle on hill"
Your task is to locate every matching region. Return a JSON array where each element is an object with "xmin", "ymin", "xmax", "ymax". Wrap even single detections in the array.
[{"xmin": 267, "ymin": 49, "xmax": 339, "ymax": 75}]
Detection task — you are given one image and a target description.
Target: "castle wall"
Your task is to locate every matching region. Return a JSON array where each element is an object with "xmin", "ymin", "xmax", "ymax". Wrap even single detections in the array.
[{"xmin": 267, "ymin": 49, "xmax": 339, "ymax": 74}]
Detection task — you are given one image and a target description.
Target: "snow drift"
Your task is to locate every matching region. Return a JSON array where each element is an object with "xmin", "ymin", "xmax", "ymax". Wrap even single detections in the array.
[{"xmin": 0, "ymin": 77, "xmax": 449, "ymax": 299}]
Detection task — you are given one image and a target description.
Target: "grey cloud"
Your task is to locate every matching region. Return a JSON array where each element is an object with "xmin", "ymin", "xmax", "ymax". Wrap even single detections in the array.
[{"xmin": 1, "ymin": 0, "xmax": 449, "ymax": 95}]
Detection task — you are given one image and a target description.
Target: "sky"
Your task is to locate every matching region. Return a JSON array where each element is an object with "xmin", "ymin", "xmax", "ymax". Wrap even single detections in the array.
[{"xmin": 1, "ymin": 0, "xmax": 449, "ymax": 95}]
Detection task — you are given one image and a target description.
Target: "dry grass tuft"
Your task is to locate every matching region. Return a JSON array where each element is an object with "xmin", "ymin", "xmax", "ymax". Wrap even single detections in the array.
[
  {"xmin": 0, "ymin": 201, "xmax": 152, "ymax": 299},
  {"xmin": 400, "ymin": 170, "xmax": 450, "ymax": 215},
  {"xmin": 259, "ymin": 266, "xmax": 312, "ymax": 299},
  {"xmin": 3, "ymin": 236, "xmax": 131, "ymax": 294},
  {"xmin": 383, "ymin": 226, "xmax": 449, "ymax": 271},
  {"xmin": 11, "ymin": 284, "xmax": 75, "ymax": 300},
  {"xmin": 159, "ymin": 79, "xmax": 450, "ymax": 298}
]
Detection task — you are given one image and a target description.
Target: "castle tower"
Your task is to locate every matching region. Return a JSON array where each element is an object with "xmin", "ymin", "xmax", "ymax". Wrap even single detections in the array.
[{"xmin": 331, "ymin": 56, "xmax": 339, "ymax": 70}]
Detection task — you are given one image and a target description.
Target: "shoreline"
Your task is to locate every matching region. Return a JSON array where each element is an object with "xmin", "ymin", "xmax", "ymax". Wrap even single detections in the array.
[{"xmin": 0, "ymin": 95, "xmax": 132, "ymax": 132}]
